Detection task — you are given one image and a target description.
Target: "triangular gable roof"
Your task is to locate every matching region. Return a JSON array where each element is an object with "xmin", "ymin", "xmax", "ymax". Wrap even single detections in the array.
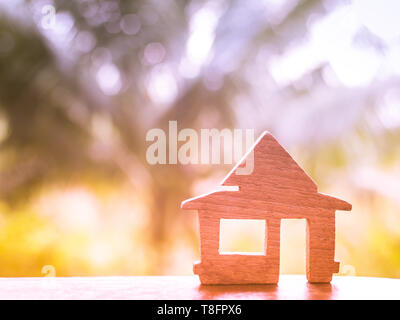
[
  {"xmin": 220, "ymin": 131, "xmax": 317, "ymax": 193},
  {"xmin": 181, "ymin": 131, "xmax": 351, "ymax": 212}
]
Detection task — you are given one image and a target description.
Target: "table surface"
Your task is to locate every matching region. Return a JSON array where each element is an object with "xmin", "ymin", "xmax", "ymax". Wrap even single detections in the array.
[{"xmin": 0, "ymin": 275, "xmax": 399, "ymax": 300}]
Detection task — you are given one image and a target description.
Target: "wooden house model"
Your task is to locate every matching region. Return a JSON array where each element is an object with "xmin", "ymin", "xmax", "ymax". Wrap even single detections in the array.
[{"xmin": 181, "ymin": 132, "xmax": 352, "ymax": 284}]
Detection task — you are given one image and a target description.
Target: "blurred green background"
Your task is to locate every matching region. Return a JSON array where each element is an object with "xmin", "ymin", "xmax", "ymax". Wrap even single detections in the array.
[{"xmin": 0, "ymin": 0, "xmax": 399, "ymax": 278}]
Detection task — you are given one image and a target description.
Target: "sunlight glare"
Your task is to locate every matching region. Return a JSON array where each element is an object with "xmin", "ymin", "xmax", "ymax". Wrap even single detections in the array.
[{"xmin": 96, "ymin": 63, "xmax": 122, "ymax": 95}]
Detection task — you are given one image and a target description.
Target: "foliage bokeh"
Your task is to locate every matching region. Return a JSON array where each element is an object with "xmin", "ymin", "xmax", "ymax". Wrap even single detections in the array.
[{"xmin": 0, "ymin": 0, "xmax": 399, "ymax": 278}]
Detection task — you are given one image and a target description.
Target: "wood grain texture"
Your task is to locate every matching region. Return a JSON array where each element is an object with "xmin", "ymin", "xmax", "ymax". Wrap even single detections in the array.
[
  {"xmin": 0, "ymin": 276, "xmax": 398, "ymax": 300},
  {"xmin": 182, "ymin": 131, "xmax": 352, "ymax": 284}
]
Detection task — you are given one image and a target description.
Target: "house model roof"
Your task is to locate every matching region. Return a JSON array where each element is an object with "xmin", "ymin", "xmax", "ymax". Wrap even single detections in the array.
[
  {"xmin": 220, "ymin": 131, "xmax": 317, "ymax": 192},
  {"xmin": 182, "ymin": 131, "xmax": 351, "ymax": 211}
]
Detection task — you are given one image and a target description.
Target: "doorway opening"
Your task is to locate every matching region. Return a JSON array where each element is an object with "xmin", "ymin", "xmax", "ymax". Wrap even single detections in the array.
[{"xmin": 280, "ymin": 219, "xmax": 307, "ymax": 274}]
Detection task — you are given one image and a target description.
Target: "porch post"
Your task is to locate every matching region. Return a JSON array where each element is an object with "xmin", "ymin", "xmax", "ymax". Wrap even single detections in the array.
[
  {"xmin": 198, "ymin": 210, "xmax": 220, "ymax": 262},
  {"xmin": 266, "ymin": 218, "xmax": 281, "ymax": 282},
  {"xmin": 306, "ymin": 212, "xmax": 338, "ymax": 283}
]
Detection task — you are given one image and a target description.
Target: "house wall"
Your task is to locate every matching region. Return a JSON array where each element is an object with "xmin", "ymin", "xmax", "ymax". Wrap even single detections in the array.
[
  {"xmin": 194, "ymin": 208, "xmax": 339, "ymax": 284},
  {"xmin": 195, "ymin": 210, "xmax": 281, "ymax": 284}
]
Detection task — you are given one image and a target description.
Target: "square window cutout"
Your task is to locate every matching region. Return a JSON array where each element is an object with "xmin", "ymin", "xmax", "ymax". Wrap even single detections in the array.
[{"xmin": 219, "ymin": 219, "xmax": 266, "ymax": 255}]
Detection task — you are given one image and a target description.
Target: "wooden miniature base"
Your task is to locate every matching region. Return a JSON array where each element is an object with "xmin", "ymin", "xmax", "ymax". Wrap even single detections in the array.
[
  {"xmin": 194, "ymin": 259, "xmax": 279, "ymax": 285},
  {"xmin": 194, "ymin": 261, "xmax": 338, "ymax": 285}
]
